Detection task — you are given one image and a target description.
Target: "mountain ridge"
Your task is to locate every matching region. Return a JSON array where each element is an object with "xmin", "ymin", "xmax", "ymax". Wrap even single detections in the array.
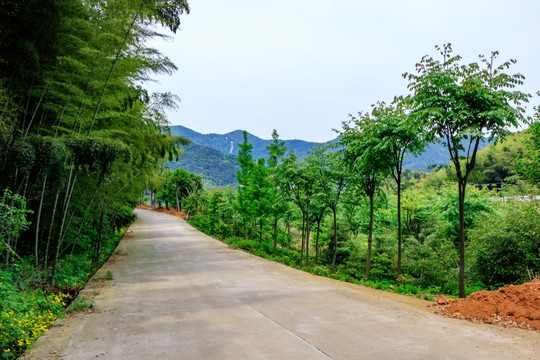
[{"xmin": 170, "ymin": 125, "xmax": 332, "ymax": 159}]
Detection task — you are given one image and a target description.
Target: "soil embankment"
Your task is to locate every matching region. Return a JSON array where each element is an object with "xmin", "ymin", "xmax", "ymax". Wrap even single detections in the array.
[{"xmin": 440, "ymin": 280, "xmax": 540, "ymax": 331}]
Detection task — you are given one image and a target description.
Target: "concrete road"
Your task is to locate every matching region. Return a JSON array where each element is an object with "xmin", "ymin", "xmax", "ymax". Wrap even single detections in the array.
[{"xmin": 24, "ymin": 210, "xmax": 539, "ymax": 359}]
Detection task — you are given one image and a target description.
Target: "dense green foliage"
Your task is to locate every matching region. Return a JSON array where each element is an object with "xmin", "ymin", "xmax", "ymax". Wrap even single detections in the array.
[{"xmin": 0, "ymin": 0, "xmax": 190, "ymax": 356}]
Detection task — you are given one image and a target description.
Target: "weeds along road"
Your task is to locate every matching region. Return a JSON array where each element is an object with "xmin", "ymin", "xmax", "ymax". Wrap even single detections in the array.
[{"xmin": 23, "ymin": 210, "xmax": 540, "ymax": 360}]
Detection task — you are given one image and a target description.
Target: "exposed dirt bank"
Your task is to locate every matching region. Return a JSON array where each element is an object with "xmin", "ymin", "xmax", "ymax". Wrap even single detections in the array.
[{"xmin": 439, "ymin": 279, "xmax": 540, "ymax": 331}]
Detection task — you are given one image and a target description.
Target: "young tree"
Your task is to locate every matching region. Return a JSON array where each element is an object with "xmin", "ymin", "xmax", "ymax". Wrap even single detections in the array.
[
  {"xmin": 251, "ymin": 158, "xmax": 272, "ymax": 244},
  {"xmin": 281, "ymin": 149, "xmax": 317, "ymax": 267},
  {"xmin": 309, "ymin": 144, "xmax": 346, "ymax": 270},
  {"xmin": 405, "ymin": 44, "xmax": 530, "ymax": 297},
  {"xmin": 367, "ymin": 100, "xmax": 426, "ymax": 281},
  {"xmin": 339, "ymin": 113, "xmax": 392, "ymax": 281},
  {"xmin": 235, "ymin": 131, "xmax": 254, "ymax": 238},
  {"xmin": 265, "ymin": 129, "xmax": 288, "ymax": 254},
  {"xmin": 170, "ymin": 168, "xmax": 202, "ymax": 211}
]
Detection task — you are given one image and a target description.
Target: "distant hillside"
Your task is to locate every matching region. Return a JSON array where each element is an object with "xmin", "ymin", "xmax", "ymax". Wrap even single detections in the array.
[
  {"xmin": 168, "ymin": 125, "xmax": 492, "ymax": 186},
  {"xmin": 170, "ymin": 125, "xmax": 327, "ymax": 159},
  {"xmin": 404, "ymin": 140, "xmax": 491, "ymax": 171},
  {"xmin": 167, "ymin": 142, "xmax": 239, "ymax": 187}
]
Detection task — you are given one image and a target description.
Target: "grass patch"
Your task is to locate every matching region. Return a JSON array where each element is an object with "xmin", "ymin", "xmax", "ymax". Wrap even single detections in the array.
[{"xmin": 66, "ymin": 296, "xmax": 95, "ymax": 314}]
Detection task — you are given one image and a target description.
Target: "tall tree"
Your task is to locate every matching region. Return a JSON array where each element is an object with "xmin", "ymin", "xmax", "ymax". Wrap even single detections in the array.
[
  {"xmin": 235, "ymin": 131, "xmax": 254, "ymax": 238},
  {"xmin": 404, "ymin": 44, "xmax": 530, "ymax": 297}
]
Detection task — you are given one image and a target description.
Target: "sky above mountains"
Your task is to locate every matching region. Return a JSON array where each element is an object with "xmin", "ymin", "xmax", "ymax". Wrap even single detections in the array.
[{"xmin": 146, "ymin": 0, "xmax": 540, "ymax": 142}]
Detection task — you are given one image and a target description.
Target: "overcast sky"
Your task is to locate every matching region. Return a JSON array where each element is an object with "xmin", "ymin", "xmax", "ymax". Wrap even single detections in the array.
[{"xmin": 145, "ymin": 0, "xmax": 540, "ymax": 142}]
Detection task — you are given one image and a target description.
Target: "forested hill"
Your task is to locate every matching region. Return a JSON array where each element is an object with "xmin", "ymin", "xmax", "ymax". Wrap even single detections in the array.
[
  {"xmin": 169, "ymin": 125, "xmax": 492, "ymax": 186},
  {"xmin": 170, "ymin": 125, "xmax": 328, "ymax": 159},
  {"xmin": 168, "ymin": 142, "xmax": 239, "ymax": 187},
  {"xmin": 169, "ymin": 125, "xmax": 333, "ymax": 186}
]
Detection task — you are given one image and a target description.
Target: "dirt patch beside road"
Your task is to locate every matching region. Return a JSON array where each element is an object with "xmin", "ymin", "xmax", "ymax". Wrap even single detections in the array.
[{"xmin": 440, "ymin": 279, "xmax": 540, "ymax": 331}]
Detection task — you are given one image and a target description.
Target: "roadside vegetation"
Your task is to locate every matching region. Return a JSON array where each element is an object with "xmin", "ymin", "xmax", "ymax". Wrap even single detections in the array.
[
  {"xmin": 0, "ymin": 0, "xmax": 190, "ymax": 357},
  {"xmin": 151, "ymin": 45, "xmax": 540, "ymax": 303}
]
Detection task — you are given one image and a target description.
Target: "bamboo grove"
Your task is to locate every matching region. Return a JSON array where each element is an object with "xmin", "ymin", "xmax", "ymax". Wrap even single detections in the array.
[
  {"xmin": 0, "ymin": 0, "xmax": 191, "ymax": 282},
  {"xmin": 177, "ymin": 45, "xmax": 539, "ymax": 299}
]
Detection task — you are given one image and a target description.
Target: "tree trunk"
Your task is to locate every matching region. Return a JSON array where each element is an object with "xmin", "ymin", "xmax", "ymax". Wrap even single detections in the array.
[
  {"xmin": 331, "ymin": 207, "xmax": 338, "ymax": 273},
  {"xmin": 273, "ymin": 214, "xmax": 278, "ymax": 255},
  {"xmin": 34, "ymin": 174, "xmax": 47, "ymax": 266},
  {"xmin": 259, "ymin": 218, "xmax": 263, "ymax": 245},
  {"xmin": 57, "ymin": 173, "xmax": 77, "ymax": 253},
  {"xmin": 44, "ymin": 188, "xmax": 61, "ymax": 268},
  {"xmin": 50, "ymin": 171, "xmax": 76, "ymax": 283},
  {"xmin": 175, "ymin": 186, "xmax": 180, "ymax": 212},
  {"xmin": 458, "ymin": 181, "xmax": 466, "ymax": 298},
  {"xmin": 24, "ymin": 82, "xmax": 50, "ymax": 137},
  {"xmin": 92, "ymin": 207, "xmax": 105, "ymax": 270},
  {"xmin": 305, "ymin": 202, "xmax": 310, "ymax": 267},
  {"xmin": 365, "ymin": 194, "xmax": 374, "ymax": 281},
  {"xmin": 300, "ymin": 213, "xmax": 305, "ymax": 267},
  {"xmin": 397, "ymin": 175, "xmax": 402, "ymax": 283},
  {"xmin": 315, "ymin": 218, "xmax": 321, "ymax": 264},
  {"xmin": 286, "ymin": 220, "xmax": 291, "ymax": 248}
]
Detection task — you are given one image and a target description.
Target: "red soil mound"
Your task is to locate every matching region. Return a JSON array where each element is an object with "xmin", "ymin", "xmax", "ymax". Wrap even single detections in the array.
[
  {"xmin": 136, "ymin": 205, "xmax": 187, "ymax": 220},
  {"xmin": 439, "ymin": 279, "xmax": 540, "ymax": 331}
]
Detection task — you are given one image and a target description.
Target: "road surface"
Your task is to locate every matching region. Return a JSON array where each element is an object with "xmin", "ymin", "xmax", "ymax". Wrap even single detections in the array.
[{"xmin": 23, "ymin": 210, "xmax": 540, "ymax": 359}]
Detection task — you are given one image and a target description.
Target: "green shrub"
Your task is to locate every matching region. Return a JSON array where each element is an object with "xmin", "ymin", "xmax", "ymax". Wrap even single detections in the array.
[
  {"xmin": 54, "ymin": 254, "xmax": 92, "ymax": 288},
  {"xmin": 402, "ymin": 234, "xmax": 457, "ymax": 289},
  {"xmin": 465, "ymin": 281, "xmax": 487, "ymax": 295},
  {"xmin": 310, "ymin": 266, "xmax": 330, "ymax": 277},
  {"xmin": 469, "ymin": 202, "xmax": 540, "ymax": 286},
  {"xmin": 370, "ymin": 253, "xmax": 395, "ymax": 281}
]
